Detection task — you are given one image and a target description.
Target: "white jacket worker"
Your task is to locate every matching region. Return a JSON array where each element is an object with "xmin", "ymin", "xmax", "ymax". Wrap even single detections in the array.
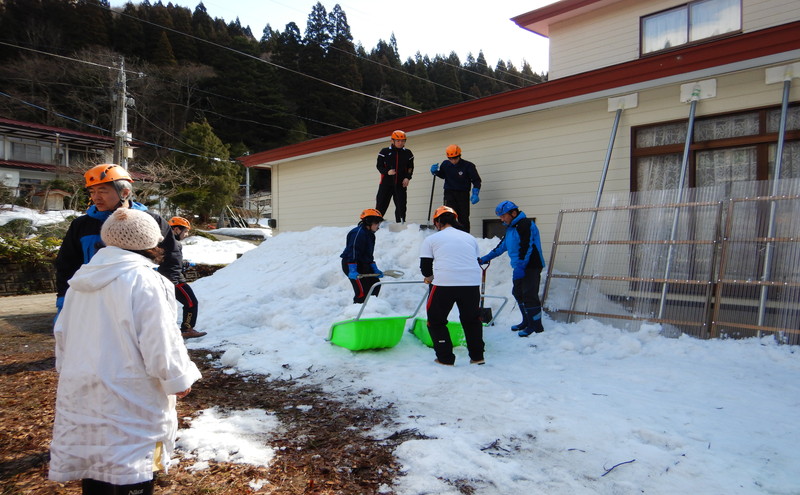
[
  {"xmin": 419, "ymin": 206, "xmax": 485, "ymax": 366},
  {"xmin": 49, "ymin": 208, "xmax": 202, "ymax": 494}
]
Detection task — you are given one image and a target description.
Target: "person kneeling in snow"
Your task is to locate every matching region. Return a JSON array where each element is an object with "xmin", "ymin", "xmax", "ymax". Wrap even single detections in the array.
[
  {"xmin": 340, "ymin": 208, "xmax": 385, "ymax": 304},
  {"xmin": 49, "ymin": 208, "xmax": 202, "ymax": 494}
]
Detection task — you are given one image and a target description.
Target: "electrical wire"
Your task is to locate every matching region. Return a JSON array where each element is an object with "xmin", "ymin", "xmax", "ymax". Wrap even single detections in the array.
[
  {"xmin": 0, "ymin": 90, "xmax": 240, "ymax": 163},
  {"xmin": 90, "ymin": 2, "xmax": 423, "ymax": 114},
  {"xmin": 0, "ymin": 39, "xmax": 354, "ymax": 135}
]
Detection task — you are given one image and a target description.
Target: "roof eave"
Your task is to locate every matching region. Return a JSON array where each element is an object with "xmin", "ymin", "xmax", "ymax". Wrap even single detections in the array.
[{"xmin": 241, "ymin": 21, "xmax": 800, "ymax": 168}]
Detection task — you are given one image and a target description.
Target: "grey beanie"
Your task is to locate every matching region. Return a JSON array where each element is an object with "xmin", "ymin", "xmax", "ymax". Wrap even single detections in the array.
[{"xmin": 101, "ymin": 209, "xmax": 164, "ymax": 251}]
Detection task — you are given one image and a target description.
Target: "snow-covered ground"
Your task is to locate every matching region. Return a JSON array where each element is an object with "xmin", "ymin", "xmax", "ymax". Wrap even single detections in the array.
[
  {"xmin": 3, "ymin": 205, "xmax": 799, "ymax": 494},
  {"xmin": 0, "ymin": 205, "xmax": 80, "ymax": 227},
  {"xmin": 189, "ymin": 224, "xmax": 800, "ymax": 495}
]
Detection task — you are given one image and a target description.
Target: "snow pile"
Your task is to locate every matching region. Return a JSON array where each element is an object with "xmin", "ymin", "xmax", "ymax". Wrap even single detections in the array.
[
  {"xmin": 0, "ymin": 204, "xmax": 79, "ymax": 227},
  {"xmin": 187, "ymin": 224, "xmax": 800, "ymax": 494}
]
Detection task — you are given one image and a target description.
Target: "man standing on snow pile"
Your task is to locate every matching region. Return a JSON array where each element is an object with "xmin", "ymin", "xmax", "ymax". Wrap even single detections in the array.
[
  {"xmin": 375, "ymin": 130, "xmax": 414, "ymax": 224},
  {"xmin": 341, "ymin": 208, "xmax": 385, "ymax": 304},
  {"xmin": 169, "ymin": 216, "xmax": 207, "ymax": 339},
  {"xmin": 430, "ymin": 144, "xmax": 481, "ymax": 233},
  {"xmin": 55, "ymin": 164, "xmax": 185, "ymax": 325},
  {"xmin": 479, "ymin": 200, "xmax": 546, "ymax": 337},
  {"xmin": 419, "ymin": 206, "xmax": 485, "ymax": 366}
]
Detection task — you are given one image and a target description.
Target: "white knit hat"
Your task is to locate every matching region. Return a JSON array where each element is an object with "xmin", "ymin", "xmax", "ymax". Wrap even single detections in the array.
[{"xmin": 101, "ymin": 209, "xmax": 164, "ymax": 250}]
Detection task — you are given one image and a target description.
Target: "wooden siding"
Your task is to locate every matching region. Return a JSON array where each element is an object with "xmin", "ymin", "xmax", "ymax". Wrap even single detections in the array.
[
  {"xmin": 549, "ymin": 0, "xmax": 800, "ymax": 79},
  {"xmin": 744, "ymin": 0, "xmax": 800, "ymax": 32}
]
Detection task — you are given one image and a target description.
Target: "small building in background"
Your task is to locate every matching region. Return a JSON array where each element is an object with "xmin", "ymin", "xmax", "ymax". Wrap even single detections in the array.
[{"xmin": 0, "ymin": 118, "xmax": 115, "ymax": 208}]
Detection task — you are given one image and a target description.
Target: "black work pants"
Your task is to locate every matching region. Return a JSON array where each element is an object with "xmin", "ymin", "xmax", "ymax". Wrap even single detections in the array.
[
  {"xmin": 443, "ymin": 189, "xmax": 471, "ymax": 233},
  {"xmin": 512, "ymin": 268, "xmax": 544, "ymax": 333},
  {"xmin": 341, "ymin": 259, "xmax": 381, "ymax": 304},
  {"xmin": 175, "ymin": 282, "xmax": 199, "ymax": 330},
  {"xmin": 426, "ymin": 285, "xmax": 484, "ymax": 364},
  {"xmin": 82, "ymin": 478, "xmax": 154, "ymax": 495},
  {"xmin": 376, "ymin": 182, "xmax": 408, "ymax": 223}
]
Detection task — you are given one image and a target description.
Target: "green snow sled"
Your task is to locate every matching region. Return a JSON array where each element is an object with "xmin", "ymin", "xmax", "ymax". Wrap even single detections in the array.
[
  {"xmin": 328, "ymin": 281, "xmax": 428, "ymax": 351},
  {"xmin": 410, "ymin": 319, "xmax": 466, "ymax": 348},
  {"xmin": 410, "ymin": 294, "xmax": 509, "ymax": 347}
]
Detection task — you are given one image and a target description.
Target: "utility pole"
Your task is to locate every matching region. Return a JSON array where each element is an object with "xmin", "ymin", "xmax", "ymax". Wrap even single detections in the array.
[{"xmin": 113, "ymin": 57, "xmax": 133, "ymax": 169}]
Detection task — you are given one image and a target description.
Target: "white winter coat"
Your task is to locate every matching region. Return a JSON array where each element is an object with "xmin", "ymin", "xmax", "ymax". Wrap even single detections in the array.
[{"xmin": 49, "ymin": 246, "xmax": 201, "ymax": 485}]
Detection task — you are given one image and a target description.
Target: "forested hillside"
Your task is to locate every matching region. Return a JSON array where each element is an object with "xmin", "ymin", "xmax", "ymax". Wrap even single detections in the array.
[{"xmin": 0, "ymin": 0, "xmax": 546, "ymax": 163}]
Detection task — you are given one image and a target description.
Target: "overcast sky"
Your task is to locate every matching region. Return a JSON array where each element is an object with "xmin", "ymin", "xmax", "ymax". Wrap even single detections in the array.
[{"xmin": 109, "ymin": 0, "xmax": 556, "ymax": 74}]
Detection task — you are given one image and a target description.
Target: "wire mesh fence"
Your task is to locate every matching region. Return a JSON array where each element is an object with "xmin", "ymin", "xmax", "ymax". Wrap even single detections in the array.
[{"xmin": 544, "ymin": 179, "xmax": 800, "ymax": 344}]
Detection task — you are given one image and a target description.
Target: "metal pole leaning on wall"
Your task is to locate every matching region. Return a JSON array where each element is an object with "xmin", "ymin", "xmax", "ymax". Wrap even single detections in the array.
[
  {"xmin": 566, "ymin": 94, "xmax": 638, "ymax": 321},
  {"xmin": 657, "ymin": 80, "xmax": 716, "ymax": 319},
  {"xmin": 757, "ymin": 63, "xmax": 799, "ymax": 337}
]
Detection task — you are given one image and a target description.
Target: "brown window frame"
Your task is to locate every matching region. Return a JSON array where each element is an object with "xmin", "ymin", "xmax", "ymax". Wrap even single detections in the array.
[{"xmin": 639, "ymin": 0, "xmax": 742, "ymax": 57}]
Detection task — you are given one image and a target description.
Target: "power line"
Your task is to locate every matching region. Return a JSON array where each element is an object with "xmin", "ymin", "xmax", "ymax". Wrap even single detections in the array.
[
  {"xmin": 0, "ymin": 39, "xmax": 354, "ymax": 136},
  {"xmin": 93, "ymin": 2, "xmax": 423, "ymax": 114},
  {"xmin": 0, "ymin": 90, "xmax": 239, "ymax": 163}
]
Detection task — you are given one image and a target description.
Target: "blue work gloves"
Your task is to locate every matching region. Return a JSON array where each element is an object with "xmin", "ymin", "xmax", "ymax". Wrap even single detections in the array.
[
  {"xmin": 478, "ymin": 256, "xmax": 489, "ymax": 265},
  {"xmin": 370, "ymin": 263, "xmax": 384, "ymax": 278},
  {"xmin": 470, "ymin": 187, "xmax": 480, "ymax": 205},
  {"xmin": 513, "ymin": 266, "xmax": 526, "ymax": 280},
  {"xmin": 347, "ymin": 263, "xmax": 359, "ymax": 280},
  {"xmin": 430, "ymin": 163, "xmax": 439, "ymax": 175}
]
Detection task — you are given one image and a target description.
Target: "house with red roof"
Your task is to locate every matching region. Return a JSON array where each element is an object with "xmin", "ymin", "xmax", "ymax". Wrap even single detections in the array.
[
  {"xmin": 0, "ymin": 117, "xmax": 114, "ymax": 208},
  {"xmin": 240, "ymin": 0, "xmax": 799, "ymax": 247}
]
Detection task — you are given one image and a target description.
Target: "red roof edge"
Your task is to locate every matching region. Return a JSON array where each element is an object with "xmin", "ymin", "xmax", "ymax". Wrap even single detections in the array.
[
  {"xmin": 240, "ymin": 21, "xmax": 800, "ymax": 168},
  {"xmin": 511, "ymin": 0, "xmax": 606, "ymax": 36},
  {"xmin": 0, "ymin": 117, "xmax": 114, "ymax": 142}
]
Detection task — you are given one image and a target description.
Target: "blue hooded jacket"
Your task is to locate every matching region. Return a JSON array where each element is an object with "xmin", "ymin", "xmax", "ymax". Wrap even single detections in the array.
[{"xmin": 481, "ymin": 211, "xmax": 545, "ymax": 280}]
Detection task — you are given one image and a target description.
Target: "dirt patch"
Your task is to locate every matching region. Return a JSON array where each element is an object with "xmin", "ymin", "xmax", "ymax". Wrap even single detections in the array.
[{"xmin": 0, "ymin": 300, "xmax": 404, "ymax": 494}]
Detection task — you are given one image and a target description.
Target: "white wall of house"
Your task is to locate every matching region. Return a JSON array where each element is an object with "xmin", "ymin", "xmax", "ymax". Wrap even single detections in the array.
[
  {"xmin": 268, "ymin": 63, "xmax": 799, "ymax": 262},
  {"xmin": 548, "ymin": 0, "xmax": 800, "ymax": 79}
]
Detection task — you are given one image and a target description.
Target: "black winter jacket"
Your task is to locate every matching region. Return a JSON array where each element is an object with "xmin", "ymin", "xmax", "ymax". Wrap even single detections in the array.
[
  {"xmin": 376, "ymin": 145, "xmax": 414, "ymax": 186},
  {"xmin": 434, "ymin": 158, "xmax": 481, "ymax": 191},
  {"xmin": 55, "ymin": 203, "xmax": 184, "ymax": 297}
]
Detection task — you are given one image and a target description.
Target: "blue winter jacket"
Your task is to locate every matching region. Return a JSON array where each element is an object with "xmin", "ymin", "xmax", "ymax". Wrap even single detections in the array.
[
  {"xmin": 55, "ymin": 202, "xmax": 183, "ymax": 297},
  {"xmin": 340, "ymin": 224, "xmax": 376, "ymax": 266},
  {"xmin": 482, "ymin": 211, "xmax": 545, "ymax": 280}
]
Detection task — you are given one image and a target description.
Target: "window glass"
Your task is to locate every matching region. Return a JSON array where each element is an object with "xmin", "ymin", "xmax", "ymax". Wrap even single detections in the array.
[
  {"xmin": 696, "ymin": 147, "xmax": 757, "ymax": 187},
  {"xmin": 767, "ymin": 106, "xmax": 800, "ymax": 133},
  {"xmin": 642, "ymin": 0, "xmax": 740, "ymax": 54},
  {"xmin": 694, "ymin": 112, "xmax": 759, "ymax": 141},
  {"xmin": 636, "ymin": 154, "xmax": 683, "ymax": 190},
  {"xmin": 643, "ymin": 7, "xmax": 687, "ymax": 54},
  {"xmin": 636, "ymin": 122, "xmax": 687, "ymax": 147},
  {"xmin": 690, "ymin": 0, "xmax": 740, "ymax": 41},
  {"xmin": 769, "ymin": 141, "xmax": 800, "ymax": 180}
]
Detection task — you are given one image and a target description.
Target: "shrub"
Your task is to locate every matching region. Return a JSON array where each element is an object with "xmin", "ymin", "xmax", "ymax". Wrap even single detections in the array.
[{"xmin": 0, "ymin": 235, "xmax": 60, "ymax": 263}]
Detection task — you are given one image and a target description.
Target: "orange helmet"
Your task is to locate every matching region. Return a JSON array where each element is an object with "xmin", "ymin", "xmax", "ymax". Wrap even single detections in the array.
[
  {"xmin": 445, "ymin": 144, "xmax": 461, "ymax": 158},
  {"xmin": 84, "ymin": 164, "xmax": 133, "ymax": 188},
  {"xmin": 433, "ymin": 205, "xmax": 457, "ymax": 221},
  {"xmin": 169, "ymin": 216, "xmax": 191, "ymax": 229},
  {"xmin": 391, "ymin": 130, "xmax": 406, "ymax": 140},
  {"xmin": 360, "ymin": 208, "xmax": 383, "ymax": 220}
]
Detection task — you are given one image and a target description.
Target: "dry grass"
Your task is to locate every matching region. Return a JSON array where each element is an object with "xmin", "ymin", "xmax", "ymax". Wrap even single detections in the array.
[{"xmin": 0, "ymin": 309, "xmax": 403, "ymax": 494}]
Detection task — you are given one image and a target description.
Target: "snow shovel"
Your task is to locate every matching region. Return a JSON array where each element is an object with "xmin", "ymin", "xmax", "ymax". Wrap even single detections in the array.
[
  {"xmin": 328, "ymin": 280, "xmax": 428, "ymax": 351},
  {"xmin": 420, "ymin": 173, "xmax": 436, "ymax": 230},
  {"xmin": 357, "ymin": 269, "xmax": 404, "ymax": 279},
  {"xmin": 479, "ymin": 261, "xmax": 493, "ymax": 324}
]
